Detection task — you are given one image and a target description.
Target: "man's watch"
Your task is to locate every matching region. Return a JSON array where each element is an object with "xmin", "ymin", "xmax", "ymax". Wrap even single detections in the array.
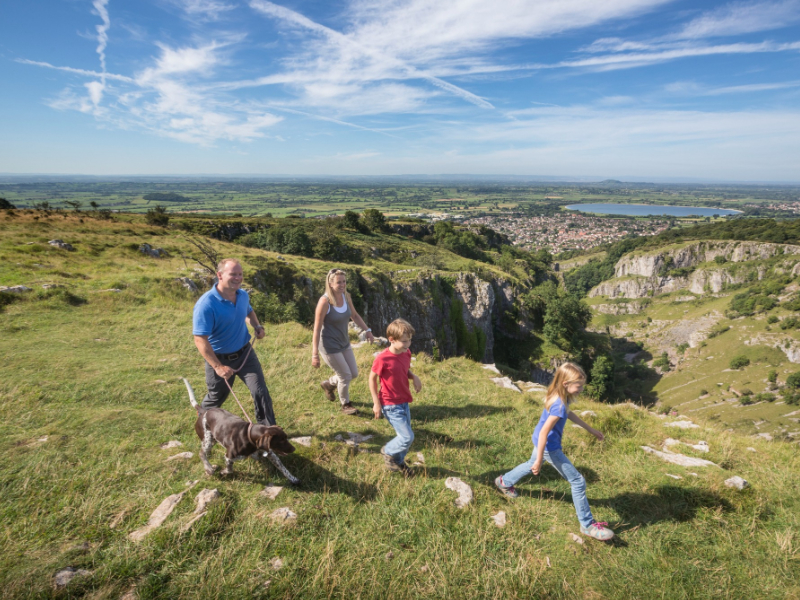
[{"xmin": 366, "ymin": 328, "xmax": 372, "ymax": 332}]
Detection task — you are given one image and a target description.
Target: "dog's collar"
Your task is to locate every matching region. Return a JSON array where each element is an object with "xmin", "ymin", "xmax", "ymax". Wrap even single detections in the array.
[{"xmin": 247, "ymin": 423, "xmax": 256, "ymax": 445}]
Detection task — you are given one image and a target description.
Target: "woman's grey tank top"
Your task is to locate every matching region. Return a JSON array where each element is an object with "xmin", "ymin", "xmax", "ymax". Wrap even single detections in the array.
[{"xmin": 321, "ymin": 295, "xmax": 351, "ymax": 354}]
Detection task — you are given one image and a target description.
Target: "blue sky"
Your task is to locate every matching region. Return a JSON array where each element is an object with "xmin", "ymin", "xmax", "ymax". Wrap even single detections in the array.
[{"xmin": 2, "ymin": 0, "xmax": 800, "ymax": 181}]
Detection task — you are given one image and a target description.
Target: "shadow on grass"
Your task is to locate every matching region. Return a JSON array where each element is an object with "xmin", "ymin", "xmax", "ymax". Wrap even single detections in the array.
[
  {"xmin": 596, "ymin": 485, "xmax": 733, "ymax": 530},
  {"xmin": 278, "ymin": 454, "xmax": 379, "ymax": 501},
  {"xmin": 411, "ymin": 404, "xmax": 515, "ymax": 422}
]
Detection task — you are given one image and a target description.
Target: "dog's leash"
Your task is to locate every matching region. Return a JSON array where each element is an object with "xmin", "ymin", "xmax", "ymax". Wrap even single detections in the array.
[{"xmin": 221, "ymin": 336, "xmax": 258, "ymax": 442}]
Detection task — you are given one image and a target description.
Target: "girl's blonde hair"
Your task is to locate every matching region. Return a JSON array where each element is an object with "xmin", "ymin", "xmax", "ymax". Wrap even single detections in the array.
[
  {"xmin": 324, "ymin": 268, "xmax": 347, "ymax": 306},
  {"xmin": 545, "ymin": 361, "xmax": 587, "ymax": 410}
]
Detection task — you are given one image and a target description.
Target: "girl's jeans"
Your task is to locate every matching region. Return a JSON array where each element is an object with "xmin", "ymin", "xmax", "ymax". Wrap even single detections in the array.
[
  {"xmin": 382, "ymin": 403, "xmax": 414, "ymax": 463},
  {"xmin": 501, "ymin": 446, "xmax": 594, "ymax": 528}
]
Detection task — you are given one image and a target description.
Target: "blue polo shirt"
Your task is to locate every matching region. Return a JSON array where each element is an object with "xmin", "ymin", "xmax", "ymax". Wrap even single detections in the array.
[
  {"xmin": 532, "ymin": 397, "xmax": 569, "ymax": 451},
  {"xmin": 193, "ymin": 285, "xmax": 253, "ymax": 354}
]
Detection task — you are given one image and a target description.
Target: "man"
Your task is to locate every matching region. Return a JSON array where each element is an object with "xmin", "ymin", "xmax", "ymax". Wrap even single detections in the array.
[{"xmin": 193, "ymin": 258, "xmax": 275, "ymax": 426}]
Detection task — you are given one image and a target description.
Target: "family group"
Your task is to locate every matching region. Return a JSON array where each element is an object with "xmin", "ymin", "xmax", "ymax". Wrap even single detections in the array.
[{"xmin": 191, "ymin": 259, "xmax": 614, "ymax": 541}]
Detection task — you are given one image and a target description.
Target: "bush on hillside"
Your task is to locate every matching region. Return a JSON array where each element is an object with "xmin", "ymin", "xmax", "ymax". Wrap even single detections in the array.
[
  {"xmin": 785, "ymin": 371, "xmax": 800, "ymax": 389},
  {"xmin": 145, "ymin": 205, "xmax": 169, "ymax": 227},
  {"xmin": 0, "ymin": 197, "xmax": 16, "ymax": 210},
  {"xmin": 767, "ymin": 315, "xmax": 779, "ymax": 324},
  {"xmin": 729, "ymin": 355, "xmax": 750, "ymax": 369},
  {"xmin": 779, "ymin": 317, "xmax": 798, "ymax": 330},
  {"xmin": 362, "ymin": 209, "xmax": 387, "ymax": 233},
  {"xmin": 588, "ymin": 355, "xmax": 615, "ymax": 399},
  {"xmin": 250, "ymin": 293, "xmax": 299, "ymax": 325},
  {"xmin": 707, "ymin": 323, "xmax": 730, "ymax": 338},
  {"xmin": 767, "ymin": 369, "xmax": 778, "ymax": 383},
  {"xmin": 652, "ymin": 352, "xmax": 671, "ymax": 371}
]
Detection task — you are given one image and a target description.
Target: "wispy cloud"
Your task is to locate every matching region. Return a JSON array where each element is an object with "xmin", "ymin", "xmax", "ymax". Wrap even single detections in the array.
[
  {"xmin": 665, "ymin": 79, "xmax": 800, "ymax": 95},
  {"xmin": 675, "ymin": 0, "xmax": 800, "ymax": 39},
  {"xmin": 176, "ymin": 0, "xmax": 236, "ymax": 20}
]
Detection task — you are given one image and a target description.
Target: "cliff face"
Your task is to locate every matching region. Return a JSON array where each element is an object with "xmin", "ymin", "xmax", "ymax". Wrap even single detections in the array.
[
  {"xmin": 252, "ymin": 265, "xmax": 527, "ymax": 362},
  {"xmin": 590, "ymin": 241, "xmax": 800, "ymax": 299},
  {"xmin": 614, "ymin": 241, "xmax": 800, "ymax": 278}
]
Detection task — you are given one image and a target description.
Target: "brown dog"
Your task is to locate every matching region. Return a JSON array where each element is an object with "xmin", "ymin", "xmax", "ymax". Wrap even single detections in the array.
[{"xmin": 183, "ymin": 378, "xmax": 299, "ymax": 484}]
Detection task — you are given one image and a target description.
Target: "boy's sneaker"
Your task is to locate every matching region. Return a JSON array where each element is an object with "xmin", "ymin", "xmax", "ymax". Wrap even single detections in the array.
[
  {"xmin": 580, "ymin": 521, "xmax": 615, "ymax": 541},
  {"xmin": 380, "ymin": 446, "xmax": 402, "ymax": 472},
  {"xmin": 494, "ymin": 476, "xmax": 519, "ymax": 498}
]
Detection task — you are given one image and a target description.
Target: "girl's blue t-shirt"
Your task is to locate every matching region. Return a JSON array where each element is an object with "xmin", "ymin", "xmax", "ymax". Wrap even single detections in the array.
[{"xmin": 532, "ymin": 398, "xmax": 569, "ymax": 451}]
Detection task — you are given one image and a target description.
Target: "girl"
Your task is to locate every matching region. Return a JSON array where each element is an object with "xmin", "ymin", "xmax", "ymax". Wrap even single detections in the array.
[
  {"xmin": 312, "ymin": 269, "xmax": 374, "ymax": 415},
  {"xmin": 494, "ymin": 362, "xmax": 614, "ymax": 541}
]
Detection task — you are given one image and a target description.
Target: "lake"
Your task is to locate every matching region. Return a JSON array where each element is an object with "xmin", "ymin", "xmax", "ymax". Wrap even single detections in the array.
[{"xmin": 566, "ymin": 203, "xmax": 742, "ymax": 217}]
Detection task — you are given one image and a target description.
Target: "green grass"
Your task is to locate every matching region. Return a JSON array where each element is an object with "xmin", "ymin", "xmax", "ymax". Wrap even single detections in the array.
[{"xmin": 1, "ymin": 214, "xmax": 800, "ymax": 599}]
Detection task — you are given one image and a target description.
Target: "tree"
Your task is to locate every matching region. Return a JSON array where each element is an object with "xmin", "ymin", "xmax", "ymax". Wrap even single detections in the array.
[
  {"xmin": 145, "ymin": 205, "xmax": 169, "ymax": 227},
  {"xmin": 362, "ymin": 208, "xmax": 387, "ymax": 233},
  {"xmin": 342, "ymin": 210, "xmax": 362, "ymax": 231},
  {"xmin": 0, "ymin": 197, "xmax": 16, "ymax": 210},
  {"xmin": 729, "ymin": 355, "xmax": 750, "ymax": 370},
  {"xmin": 589, "ymin": 355, "xmax": 615, "ymax": 399},
  {"xmin": 542, "ymin": 291, "xmax": 592, "ymax": 350}
]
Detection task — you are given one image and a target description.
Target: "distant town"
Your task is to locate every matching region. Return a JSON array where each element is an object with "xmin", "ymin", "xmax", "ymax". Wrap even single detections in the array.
[{"xmin": 462, "ymin": 213, "xmax": 671, "ymax": 253}]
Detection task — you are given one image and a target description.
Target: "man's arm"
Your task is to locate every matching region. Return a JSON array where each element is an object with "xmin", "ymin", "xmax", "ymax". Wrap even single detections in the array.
[
  {"xmin": 246, "ymin": 310, "xmax": 266, "ymax": 340},
  {"xmin": 194, "ymin": 335, "xmax": 234, "ymax": 379},
  {"xmin": 567, "ymin": 411, "xmax": 604, "ymax": 441},
  {"xmin": 369, "ymin": 371, "xmax": 382, "ymax": 419}
]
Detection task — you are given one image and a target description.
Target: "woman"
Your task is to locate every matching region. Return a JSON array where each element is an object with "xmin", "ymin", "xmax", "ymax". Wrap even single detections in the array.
[{"xmin": 312, "ymin": 269, "xmax": 374, "ymax": 415}]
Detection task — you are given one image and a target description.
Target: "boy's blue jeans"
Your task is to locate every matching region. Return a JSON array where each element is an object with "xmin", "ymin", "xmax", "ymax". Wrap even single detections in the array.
[
  {"xmin": 382, "ymin": 403, "xmax": 414, "ymax": 464},
  {"xmin": 501, "ymin": 446, "xmax": 594, "ymax": 528}
]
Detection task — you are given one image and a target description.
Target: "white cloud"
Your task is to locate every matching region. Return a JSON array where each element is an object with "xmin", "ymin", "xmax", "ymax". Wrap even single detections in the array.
[
  {"xmin": 177, "ymin": 0, "xmax": 236, "ymax": 19},
  {"xmin": 675, "ymin": 0, "xmax": 800, "ymax": 39}
]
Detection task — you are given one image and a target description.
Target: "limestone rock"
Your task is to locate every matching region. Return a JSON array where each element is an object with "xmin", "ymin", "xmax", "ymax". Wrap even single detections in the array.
[
  {"xmin": 260, "ymin": 485, "xmax": 284, "ymax": 500},
  {"xmin": 664, "ymin": 421, "xmax": 700, "ymax": 429},
  {"xmin": 53, "ymin": 567, "xmax": 92, "ymax": 589},
  {"xmin": 139, "ymin": 243, "xmax": 168, "ymax": 258},
  {"xmin": 445, "ymin": 477, "xmax": 473, "ymax": 508},
  {"xmin": 491, "ymin": 511, "xmax": 507, "ymax": 527},
  {"xmin": 165, "ymin": 451, "xmax": 193, "ymax": 461},
  {"xmin": 491, "ymin": 377, "xmax": 521, "ymax": 393},
  {"xmin": 175, "ymin": 277, "xmax": 199, "ymax": 293},
  {"xmin": 482, "ymin": 363, "xmax": 501, "ymax": 374},
  {"xmin": 724, "ymin": 476, "xmax": 749, "ymax": 490},
  {"xmin": 194, "ymin": 489, "xmax": 220, "ymax": 514},
  {"xmin": 129, "ymin": 491, "xmax": 187, "ymax": 541},
  {"xmin": 268, "ymin": 507, "xmax": 297, "ymax": 523},
  {"xmin": 289, "ymin": 436, "xmax": 312, "ymax": 447},
  {"xmin": 640, "ymin": 446, "xmax": 718, "ymax": 468},
  {"xmin": 48, "ymin": 239, "xmax": 74, "ymax": 251},
  {"xmin": 0, "ymin": 285, "xmax": 32, "ymax": 293},
  {"xmin": 160, "ymin": 440, "xmax": 183, "ymax": 449}
]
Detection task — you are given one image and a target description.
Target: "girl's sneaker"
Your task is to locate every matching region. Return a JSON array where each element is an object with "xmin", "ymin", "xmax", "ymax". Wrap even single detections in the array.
[
  {"xmin": 580, "ymin": 521, "xmax": 614, "ymax": 541},
  {"xmin": 494, "ymin": 476, "xmax": 519, "ymax": 498}
]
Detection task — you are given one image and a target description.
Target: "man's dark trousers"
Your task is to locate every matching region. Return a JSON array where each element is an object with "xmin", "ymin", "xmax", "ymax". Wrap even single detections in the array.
[{"xmin": 201, "ymin": 344, "xmax": 276, "ymax": 426}]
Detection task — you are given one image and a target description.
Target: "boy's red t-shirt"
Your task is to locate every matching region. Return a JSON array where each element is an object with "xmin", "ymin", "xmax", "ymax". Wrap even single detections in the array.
[{"xmin": 371, "ymin": 348, "xmax": 413, "ymax": 406}]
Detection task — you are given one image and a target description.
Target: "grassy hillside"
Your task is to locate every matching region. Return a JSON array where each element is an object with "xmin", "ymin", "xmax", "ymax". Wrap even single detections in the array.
[{"xmin": 1, "ymin": 212, "xmax": 799, "ymax": 599}]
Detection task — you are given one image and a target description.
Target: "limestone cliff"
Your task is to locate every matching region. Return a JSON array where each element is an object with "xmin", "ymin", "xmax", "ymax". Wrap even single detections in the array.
[{"xmin": 590, "ymin": 241, "xmax": 800, "ymax": 299}]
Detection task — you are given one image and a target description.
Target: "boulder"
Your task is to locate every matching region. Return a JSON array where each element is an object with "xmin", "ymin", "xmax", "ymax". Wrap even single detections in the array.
[
  {"xmin": 640, "ymin": 446, "xmax": 718, "ymax": 468},
  {"xmin": 491, "ymin": 377, "xmax": 521, "ymax": 393},
  {"xmin": 48, "ymin": 239, "xmax": 74, "ymax": 251},
  {"xmin": 140, "ymin": 243, "xmax": 168, "ymax": 258},
  {"xmin": 444, "ymin": 477, "xmax": 473, "ymax": 508},
  {"xmin": 724, "ymin": 476, "xmax": 749, "ymax": 490},
  {"xmin": 0, "ymin": 285, "xmax": 32, "ymax": 294}
]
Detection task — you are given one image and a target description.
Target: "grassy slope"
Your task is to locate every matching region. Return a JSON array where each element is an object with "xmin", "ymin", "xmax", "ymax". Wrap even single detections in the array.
[
  {"xmin": 1, "ymin": 214, "xmax": 799, "ymax": 599},
  {"xmin": 588, "ymin": 280, "xmax": 800, "ymax": 438}
]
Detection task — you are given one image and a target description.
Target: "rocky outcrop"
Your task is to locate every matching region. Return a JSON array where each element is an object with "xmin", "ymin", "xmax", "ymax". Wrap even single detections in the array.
[
  {"xmin": 593, "ymin": 300, "xmax": 649, "ymax": 315},
  {"xmin": 615, "ymin": 241, "xmax": 800, "ymax": 278},
  {"xmin": 590, "ymin": 240, "xmax": 799, "ymax": 299}
]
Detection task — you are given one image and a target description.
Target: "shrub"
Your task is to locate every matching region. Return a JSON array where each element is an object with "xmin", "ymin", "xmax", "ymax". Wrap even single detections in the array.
[
  {"xmin": 250, "ymin": 293, "xmax": 299, "ymax": 324},
  {"xmin": 740, "ymin": 388, "xmax": 753, "ymax": 396},
  {"xmin": 362, "ymin": 209, "xmax": 387, "ymax": 233},
  {"xmin": 652, "ymin": 352, "xmax": 671, "ymax": 371},
  {"xmin": 767, "ymin": 315, "xmax": 779, "ymax": 324},
  {"xmin": 707, "ymin": 323, "xmax": 730, "ymax": 338},
  {"xmin": 729, "ymin": 355, "xmax": 750, "ymax": 369},
  {"xmin": 740, "ymin": 396, "xmax": 754, "ymax": 406},
  {"xmin": 780, "ymin": 317, "xmax": 798, "ymax": 330},
  {"xmin": 676, "ymin": 343, "xmax": 689, "ymax": 354},
  {"xmin": 754, "ymin": 393, "xmax": 776, "ymax": 403},
  {"xmin": 145, "ymin": 205, "xmax": 169, "ymax": 227},
  {"xmin": 589, "ymin": 355, "xmax": 615, "ymax": 399},
  {"xmin": 767, "ymin": 369, "xmax": 778, "ymax": 383},
  {"xmin": 0, "ymin": 197, "xmax": 17, "ymax": 209},
  {"xmin": 785, "ymin": 371, "xmax": 800, "ymax": 389},
  {"xmin": 714, "ymin": 255, "xmax": 728, "ymax": 264},
  {"xmin": 699, "ymin": 389, "xmax": 709, "ymax": 396}
]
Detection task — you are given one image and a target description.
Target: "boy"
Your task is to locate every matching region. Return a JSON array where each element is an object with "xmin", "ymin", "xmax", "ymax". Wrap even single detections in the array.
[{"xmin": 369, "ymin": 318, "xmax": 422, "ymax": 474}]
